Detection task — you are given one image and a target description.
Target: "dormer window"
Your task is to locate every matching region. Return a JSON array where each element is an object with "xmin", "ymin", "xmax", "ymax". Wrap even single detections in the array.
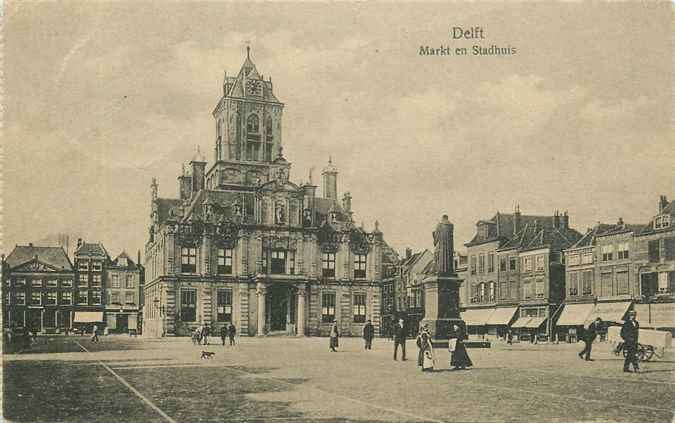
[
  {"xmin": 478, "ymin": 223, "xmax": 489, "ymax": 239},
  {"xmin": 655, "ymin": 214, "xmax": 671, "ymax": 229}
]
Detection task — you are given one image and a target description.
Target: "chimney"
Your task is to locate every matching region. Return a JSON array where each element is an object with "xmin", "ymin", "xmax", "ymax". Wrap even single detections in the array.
[
  {"xmin": 302, "ymin": 183, "xmax": 317, "ymax": 226},
  {"xmin": 322, "ymin": 157, "xmax": 338, "ymax": 201},
  {"xmin": 659, "ymin": 195, "xmax": 668, "ymax": 213},
  {"xmin": 190, "ymin": 146, "xmax": 207, "ymax": 194},
  {"xmin": 617, "ymin": 217, "xmax": 624, "ymax": 226},
  {"xmin": 137, "ymin": 250, "xmax": 141, "ymax": 266},
  {"xmin": 561, "ymin": 210, "xmax": 569, "ymax": 229},
  {"xmin": 553, "ymin": 210, "xmax": 560, "ymax": 229},
  {"xmin": 513, "ymin": 204, "xmax": 522, "ymax": 236},
  {"xmin": 151, "ymin": 178, "xmax": 158, "ymax": 202},
  {"xmin": 342, "ymin": 192, "xmax": 353, "ymax": 222},
  {"xmin": 77, "ymin": 238, "xmax": 83, "ymax": 249},
  {"xmin": 405, "ymin": 248, "xmax": 412, "ymax": 259}
]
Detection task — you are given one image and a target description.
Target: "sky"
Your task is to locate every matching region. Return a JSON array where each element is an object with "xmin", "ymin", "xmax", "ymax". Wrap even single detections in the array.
[{"xmin": 2, "ymin": 2, "xmax": 674, "ymax": 260}]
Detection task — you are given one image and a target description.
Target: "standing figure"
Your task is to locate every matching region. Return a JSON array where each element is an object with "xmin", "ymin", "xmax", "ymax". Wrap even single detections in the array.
[
  {"xmin": 579, "ymin": 317, "xmax": 602, "ymax": 361},
  {"xmin": 449, "ymin": 324, "xmax": 472, "ymax": 370},
  {"xmin": 621, "ymin": 311, "xmax": 640, "ymax": 373},
  {"xmin": 220, "ymin": 325, "xmax": 227, "ymax": 346},
  {"xmin": 202, "ymin": 323, "xmax": 210, "ymax": 346},
  {"xmin": 416, "ymin": 325, "xmax": 434, "ymax": 372},
  {"xmin": 228, "ymin": 322, "xmax": 237, "ymax": 346},
  {"xmin": 192, "ymin": 327, "xmax": 202, "ymax": 345},
  {"xmin": 363, "ymin": 319, "xmax": 375, "ymax": 350},
  {"xmin": 329, "ymin": 321, "xmax": 339, "ymax": 352},
  {"xmin": 393, "ymin": 318, "xmax": 407, "ymax": 361},
  {"xmin": 506, "ymin": 329, "xmax": 513, "ymax": 345},
  {"xmin": 91, "ymin": 324, "xmax": 99, "ymax": 343}
]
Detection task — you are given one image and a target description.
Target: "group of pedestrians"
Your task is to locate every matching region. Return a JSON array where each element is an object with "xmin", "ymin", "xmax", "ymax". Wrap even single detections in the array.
[
  {"xmin": 193, "ymin": 322, "xmax": 237, "ymax": 346},
  {"xmin": 578, "ymin": 311, "xmax": 642, "ymax": 372}
]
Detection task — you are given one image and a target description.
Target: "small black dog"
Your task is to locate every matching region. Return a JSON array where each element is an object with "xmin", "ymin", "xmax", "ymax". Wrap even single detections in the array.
[{"xmin": 200, "ymin": 351, "xmax": 215, "ymax": 360}]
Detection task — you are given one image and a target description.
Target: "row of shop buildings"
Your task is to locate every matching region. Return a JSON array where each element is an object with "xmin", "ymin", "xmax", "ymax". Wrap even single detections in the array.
[
  {"xmin": 2, "ymin": 240, "xmax": 144, "ymax": 334},
  {"xmin": 387, "ymin": 197, "xmax": 675, "ymax": 341}
]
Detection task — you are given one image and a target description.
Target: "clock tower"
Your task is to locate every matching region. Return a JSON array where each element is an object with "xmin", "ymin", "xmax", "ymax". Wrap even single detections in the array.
[{"xmin": 206, "ymin": 47, "xmax": 286, "ymax": 189}]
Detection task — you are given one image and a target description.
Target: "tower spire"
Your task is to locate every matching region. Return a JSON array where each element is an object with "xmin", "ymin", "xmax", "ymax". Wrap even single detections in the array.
[{"xmin": 246, "ymin": 45, "xmax": 250, "ymax": 59}]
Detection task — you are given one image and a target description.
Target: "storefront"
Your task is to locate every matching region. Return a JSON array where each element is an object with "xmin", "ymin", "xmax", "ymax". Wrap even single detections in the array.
[
  {"xmin": 634, "ymin": 303, "xmax": 675, "ymax": 334},
  {"xmin": 584, "ymin": 300, "xmax": 632, "ymax": 341},
  {"xmin": 461, "ymin": 308, "xmax": 495, "ymax": 338},
  {"xmin": 485, "ymin": 307, "xmax": 518, "ymax": 338},
  {"xmin": 555, "ymin": 303, "xmax": 594, "ymax": 343}
]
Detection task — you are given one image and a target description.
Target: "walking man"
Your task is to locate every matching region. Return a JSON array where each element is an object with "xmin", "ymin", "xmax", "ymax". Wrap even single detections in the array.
[
  {"xmin": 91, "ymin": 324, "xmax": 99, "ymax": 343},
  {"xmin": 201, "ymin": 323, "xmax": 210, "ymax": 346},
  {"xmin": 506, "ymin": 329, "xmax": 513, "ymax": 345},
  {"xmin": 363, "ymin": 319, "xmax": 375, "ymax": 350},
  {"xmin": 393, "ymin": 318, "xmax": 407, "ymax": 361},
  {"xmin": 579, "ymin": 317, "xmax": 602, "ymax": 361},
  {"xmin": 329, "ymin": 321, "xmax": 339, "ymax": 352},
  {"xmin": 621, "ymin": 310, "xmax": 640, "ymax": 373},
  {"xmin": 228, "ymin": 322, "xmax": 237, "ymax": 346},
  {"xmin": 220, "ymin": 325, "xmax": 227, "ymax": 346}
]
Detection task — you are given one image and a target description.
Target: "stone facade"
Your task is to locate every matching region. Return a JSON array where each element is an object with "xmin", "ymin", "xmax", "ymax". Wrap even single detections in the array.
[
  {"xmin": 105, "ymin": 252, "xmax": 143, "ymax": 333},
  {"xmin": 143, "ymin": 49, "xmax": 393, "ymax": 338}
]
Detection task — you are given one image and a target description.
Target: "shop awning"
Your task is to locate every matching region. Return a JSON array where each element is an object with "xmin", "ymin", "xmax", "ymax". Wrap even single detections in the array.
[
  {"xmin": 556, "ymin": 303, "xmax": 595, "ymax": 326},
  {"xmin": 74, "ymin": 312, "xmax": 104, "ymax": 323},
  {"xmin": 461, "ymin": 308, "xmax": 495, "ymax": 326},
  {"xmin": 525, "ymin": 317, "xmax": 547, "ymax": 329},
  {"xmin": 486, "ymin": 307, "xmax": 518, "ymax": 325},
  {"xmin": 634, "ymin": 303, "xmax": 675, "ymax": 329},
  {"xmin": 585, "ymin": 301, "xmax": 631, "ymax": 325},
  {"xmin": 511, "ymin": 317, "xmax": 532, "ymax": 328}
]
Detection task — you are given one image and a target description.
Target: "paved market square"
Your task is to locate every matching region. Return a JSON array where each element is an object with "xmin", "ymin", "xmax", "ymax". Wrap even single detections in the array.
[{"xmin": 3, "ymin": 336, "xmax": 674, "ymax": 423}]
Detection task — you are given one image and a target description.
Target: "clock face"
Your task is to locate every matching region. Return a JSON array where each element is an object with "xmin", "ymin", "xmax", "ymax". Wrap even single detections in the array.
[{"xmin": 246, "ymin": 80, "xmax": 262, "ymax": 96}]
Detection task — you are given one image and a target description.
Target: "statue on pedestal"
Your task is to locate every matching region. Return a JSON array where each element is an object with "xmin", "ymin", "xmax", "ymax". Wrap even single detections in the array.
[{"xmin": 432, "ymin": 215, "xmax": 454, "ymax": 276}]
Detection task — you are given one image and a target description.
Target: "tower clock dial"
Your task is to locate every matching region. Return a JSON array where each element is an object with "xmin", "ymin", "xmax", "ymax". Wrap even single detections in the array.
[{"xmin": 246, "ymin": 80, "xmax": 263, "ymax": 96}]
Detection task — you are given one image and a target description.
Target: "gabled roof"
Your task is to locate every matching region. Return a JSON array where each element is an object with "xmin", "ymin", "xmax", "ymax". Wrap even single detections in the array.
[
  {"xmin": 221, "ymin": 49, "xmax": 281, "ymax": 104},
  {"xmin": 110, "ymin": 251, "xmax": 139, "ymax": 270},
  {"xmin": 5, "ymin": 245, "xmax": 73, "ymax": 271},
  {"xmin": 638, "ymin": 197, "xmax": 675, "ymax": 236},
  {"xmin": 569, "ymin": 222, "xmax": 641, "ymax": 249},
  {"xmin": 499, "ymin": 222, "xmax": 582, "ymax": 253},
  {"xmin": 465, "ymin": 212, "xmax": 558, "ymax": 247},
  {"xmin": 75, "ymin": 242, "xmax": 108, "ymax": 258}
]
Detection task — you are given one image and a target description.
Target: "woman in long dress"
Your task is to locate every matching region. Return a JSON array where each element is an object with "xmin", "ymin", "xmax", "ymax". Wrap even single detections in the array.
[
  {"xmin": 417, "ymin": 325, "xmax": 434, "ymax": 372},
  {"xmin": 329, "ymin": 321, "xmax": 339, "ymax": 352},
  {"xmin": 449, "ymin": 324, "xmax": 473, "ymax": 370}
]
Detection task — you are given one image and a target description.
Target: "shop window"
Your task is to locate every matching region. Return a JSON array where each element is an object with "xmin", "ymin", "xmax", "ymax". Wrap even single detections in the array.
[
  {"xmin": 180, "ymin": 289, "xmax": 197, "ymax": 322},
  {"xmin": 353, "ymin": 293, "xmax": 366, "ymax": 323},
  {"xmin": 217, "ymin": 248, "xmax": 233, "ymax": 274},
  {"xmin": 217, "ymin": 289, "xmax": 233, "ymax": 322},
  {"xmin": 322, "ymin": 253, "xmax": 336, "ymax": 278},
  {"xmin": 322, "ymin": 292, "xmax": 336, "ymax": 323},
  {"xmin": 354, "ymin": 254, "xmax": 367, "ymax": 279},
  {"xmin": 181, "ymin": 247, "xmax": 197, "ymax": 273}
]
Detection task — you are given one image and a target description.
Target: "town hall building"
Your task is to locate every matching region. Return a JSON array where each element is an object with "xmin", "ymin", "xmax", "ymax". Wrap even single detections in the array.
[{"xmin": 143, "ymin": 48, "xmax": 396, "ymax": 338}]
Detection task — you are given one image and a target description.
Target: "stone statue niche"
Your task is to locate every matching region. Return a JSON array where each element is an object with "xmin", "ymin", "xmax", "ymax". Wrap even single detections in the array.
[{"xmin": 420, "ymin": 214, "xmax": 465, "ymax": 343}]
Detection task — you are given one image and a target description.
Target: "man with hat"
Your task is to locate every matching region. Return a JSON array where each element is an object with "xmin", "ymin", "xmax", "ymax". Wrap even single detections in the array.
[
  {"xmin": 620, "ymin": 310, "xmax": 640, "ymax": 373},
  {"xmin": 579, "ymin": 317, "xmax": 602, "ymax": 361},
  {"xmin": 393, "ymin": 318, "xmax": 407, "ymax": 361},
  {"xmin": 362, "ymin": 319, "xmax": 375, "ymax": 350}
]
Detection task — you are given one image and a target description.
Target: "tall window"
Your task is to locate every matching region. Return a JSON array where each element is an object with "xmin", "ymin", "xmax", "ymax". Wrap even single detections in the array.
[
  {"xmin": 353, "ymin": 293, "xmax": 367, "ymax": 323},
  {"xmin": 582, "ymin": 271, "xmax": 593, "ymax": 295},
  {"xmin": 616, "ymin": 271, "xmax": 629, "ymax": 295},
  {"xmin": 322, "ymin": 253, "xmax": 336, "ymax": 278},
  {"xmin": 601, "ymin": 245, "xmax": 614, "ymax": 262},
  {"xmin": 78, "ymin": 290, "xmax": 88, "ymax": 305},
  {"xmin": 270, "ymin": 250, "xmax": 286, "ymax": 274},
  {"xmin": 487, "ymin": 253, "xmax": 495, "ymax": 273},
  {"xmin": 180, "ymin": 289, "xmax": 197, "ymax": 322},
  {"xmin": 648, "ymin": 240, "xmax": 660, "ymax": 263},
  {"xmin": 509, "ymin": 257, "xmax": 517, "ymax": 271},
  {"xmin": 217, "ymin": 289, "xmax": 233, "ymax": 322},
  {"xmin": 536, "ymin": 255, "xmax": 546, "ymax": 271},
  {"xmin": 125, "ymin": 275, "xmax": 134, "ymax": 289},
  {"xmin": 61, "ymin": 292, "xmax": 72, "ymax": 305},
  {"xmin": 91, "ymin": 274, "xmax": 101, "ymax": 287},
  {"xmin": 288, "ymin": 251, "xmax": 296, "ymax": 275},
  {"xmin": 31, "ymin": 292, "xmax": 42, "ymax": 305},
  {"xmin": 46, "ymin": 292, "xmax": 57, "ymax": 305},
  {"xmin": 535, "ymin": 277, "xmax": 545, "ymax": 298},
  {"xmin": 523, "ymin": 280, "xmax": 532, "ymax": 299},
  {"xmin": 111, "ymin": 292, "xmax": 121, "ymax": 304},
  {"xmin": 470, "ymin": 256, "xmax": 477, "ymax": 275},
  {"xmin": 499, "ymin": 282, "xmax": 508, "ymax": 299},
  {"xmin": 488, "ymin": 282, "xmax": 495, "ymax": 301},
  {"xmin": 246, "ymin": 114, "xmax": 261, "ymax": 161},
  {"xmin": 124, "ymin": 292, "xmax": 134, "ymax": 305},
  {"xmin": 617, "ymin": 243, "xmax": 630, "ymax": 260},
  {"xmin": 265, "ymin": 116, "xmax": 274, "ymax": 162},
  {"xmin": 499, "ymin": 257, "xmax": 507, "ymax": 272},
  {"xmin": 479, "ymin": 283, "xmax": 485, "ymax": 302},
  {"xmin": 246, "ymin": 114, "xmax": 259, "ymax": 133},
  {"xmin": 92, "ymin": 290, "xmax": 102, "ymax": 305},
  {"xmin": 478, "ymin": 254, "xmax": 485, "ymax": 274},
  {"xmin": 354, "ymin": 254, "xmax": 367, "ymax": 279},
  {"xmin": 16, "ymin": 292, "xmax": 26, "ymax": 305},
  {"xmin": 77, "ymin": 274, "xmax": 88, "ymax": 286},
  {"xmin": 568, "ymin": 272, "xmax": 579, "ymax": 296},
  {"xmin": 322, "ymin": 292, "xmax": 336, "ymax": 323},
  {"xmin": 181, "ymin": 247, "xmax": 197, "ymax": 273},
  {"xmin": 217, "ymin": 248, "xmax": 233, "ymax": 274},
  {"xmin": 523, "ymin": 257, "xmax": 533, "ymax": 272}
]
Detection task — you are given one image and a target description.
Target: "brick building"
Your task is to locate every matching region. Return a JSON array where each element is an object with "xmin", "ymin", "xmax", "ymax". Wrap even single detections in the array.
[
  {"xmin": 105, "ymin": 251, "xmax": 143, "ymax": 333},
  {"xmin": 143, "ymin": 48, "xmax": 394, "ymax": 338}
]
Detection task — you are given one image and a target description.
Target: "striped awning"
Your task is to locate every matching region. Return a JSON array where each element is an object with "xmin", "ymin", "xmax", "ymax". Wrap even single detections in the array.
[
  {"xmin": 486, "ymin": 307, "xmax": 518, "ymax": 325},
  {"xmin": 556, "ymin": 303, "xmax": 595, "ymax": 326},
  {"xmin": 461, "ymin": 308, "xmax": 495, "ymax": 326},
  {"xmin": 511, "ymin": 317, "xmax": 532, "ymax": 329},
  {"xmin": 73, "ymin": 312, "xmax": 104, "ymax": 323}
]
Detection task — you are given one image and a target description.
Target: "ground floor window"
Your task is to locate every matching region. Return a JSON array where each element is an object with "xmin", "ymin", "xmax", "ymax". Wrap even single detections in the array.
[
  {"xmin": 353, "ymin": 293, "xmax": 366, "ymax": 323},
  {"xmin": 322, "ymin": 292, "xmax": 336, "ymax": 323},
  {"xmin": 44, "ymin": 309, "xmax": 56, "ymax": 327},
  {"xmin": 217, "ymin": 289, "xmax": 233, "ymax": 322},
  {"xmin": 180, "ymin": 289, "xmax": 197, "ymax": 322}
]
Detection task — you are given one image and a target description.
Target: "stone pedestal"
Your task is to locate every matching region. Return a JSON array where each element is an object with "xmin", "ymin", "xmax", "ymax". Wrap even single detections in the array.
[{"xmin": 420, "ymin": 275, "xmax": 464, "ymax": 342}]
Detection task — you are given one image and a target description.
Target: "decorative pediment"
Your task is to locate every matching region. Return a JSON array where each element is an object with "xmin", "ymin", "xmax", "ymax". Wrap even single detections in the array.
[
  {"xmin": 349, "ymin": 229, "xmax": 370, "ymax": 255},
  {"xmin": 215, "ymin": 220, "xmax": 239, "ymax": 248},
  {"xmin": 12, "ymin": 259, "xmax": 61, "ymax": 273},
  {"xmin": 262, "ymin": 234, "xmax": 297, "ymax": 251}
]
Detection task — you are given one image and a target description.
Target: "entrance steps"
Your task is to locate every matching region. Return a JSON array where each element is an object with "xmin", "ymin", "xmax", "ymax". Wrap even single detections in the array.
[{"xmin": 265, "ymin": 330, "xmax": 296, "ymax": 337}]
